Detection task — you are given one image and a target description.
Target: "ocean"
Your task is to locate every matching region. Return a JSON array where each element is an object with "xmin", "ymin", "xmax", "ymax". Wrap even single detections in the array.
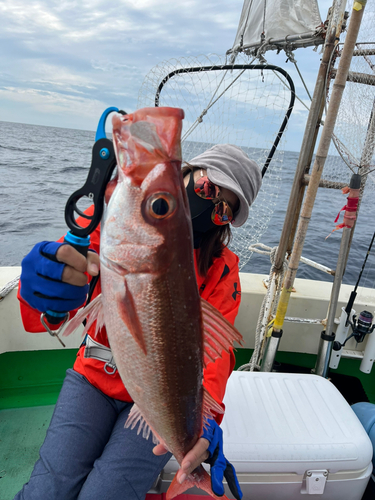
[{"xmin": 1, "ymin": 120, "xmax": 375, "ymax": 290}]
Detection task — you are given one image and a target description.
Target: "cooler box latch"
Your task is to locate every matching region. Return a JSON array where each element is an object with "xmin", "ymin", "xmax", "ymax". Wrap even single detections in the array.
[{"xmin": 301, "ymin": 470, "xmax": 328, "ymax": 495}]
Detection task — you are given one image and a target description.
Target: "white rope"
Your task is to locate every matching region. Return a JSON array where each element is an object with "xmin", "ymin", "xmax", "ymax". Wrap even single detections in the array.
[
  {"xmin": 271, "ymin": 68, "xmax": 310, "ymax": 112},
  {"xmin": 0, "ymin": 276, "xmax": 20, "ymax": 301},
  {"xmin": 293, "ymin": 60, "xmax": 313, "ymax": 101},
  {"xmin": 238, "ymin": 241, "xmax": 336, "ymax": 372},
  {"xmin": 181, "ymin": 56, "xmax": 258, "ymax": 142},
  {"xmin": 238, "ymin": 244, "xmax": 288, "ymax": 371},
  {"xmin": 250, "ymin": 243, "xmax": 334, "ymax": 274},
  {"xmin": 247, "ymin": 242, "xmax": 276, "ymax": 255},
  {"xmin": 181, "ymin": 46, "xmax": 275, "ymax": 143}
]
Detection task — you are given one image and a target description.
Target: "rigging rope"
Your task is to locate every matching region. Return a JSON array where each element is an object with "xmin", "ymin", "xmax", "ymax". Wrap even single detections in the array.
[
  {"xmin": 0, "ymin": 275, "xmax": 20, "ymax": 301},
  {"xmin": 238, "ymin": 244, "xmax": 288, "ymax": 371},
  {"xmin": 180, "ymin": 53, "xmax": 262, "ymax": 143}
]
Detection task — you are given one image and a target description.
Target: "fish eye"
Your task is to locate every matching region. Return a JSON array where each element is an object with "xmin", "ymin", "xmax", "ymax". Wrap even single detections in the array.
[{"xmin": 147, "ymin": 192, "xmax": 176, "ymax": 219}]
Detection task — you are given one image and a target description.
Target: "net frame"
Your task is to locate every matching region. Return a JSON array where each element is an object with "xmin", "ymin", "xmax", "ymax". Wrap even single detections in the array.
[{"xmin": 138, "ymin": 54, "xmax": 295, "ymax": 269}]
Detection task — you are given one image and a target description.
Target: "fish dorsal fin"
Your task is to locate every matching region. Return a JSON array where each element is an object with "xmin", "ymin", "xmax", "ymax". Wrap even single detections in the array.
[
  {"xmin": 63, "ymin": 294, "xmax": 105, "ymax": 337},
  {"xmin": 125, "ymin": 404, "xmax": 161, "ymax": 445},
  {"xmin": 201, "ymin": 298, "xmax": 243, "ymax": 369}
]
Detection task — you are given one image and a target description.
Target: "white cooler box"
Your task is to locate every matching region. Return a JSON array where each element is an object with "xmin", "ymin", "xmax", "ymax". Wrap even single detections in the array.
[{"xmin": 153, "ymin": 371, "xmax": 373, "ymax": 499}]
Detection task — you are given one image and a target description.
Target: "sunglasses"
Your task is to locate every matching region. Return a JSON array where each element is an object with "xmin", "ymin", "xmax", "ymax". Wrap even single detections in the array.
[{"xmin": 193, "ymin": 170, "xmax": 234, "ymax": 226}]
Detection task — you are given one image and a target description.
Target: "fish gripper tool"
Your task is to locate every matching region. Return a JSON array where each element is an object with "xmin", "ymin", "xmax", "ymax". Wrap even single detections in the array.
[{"xmin": 41, "ymin": 106, "xmax": 127, "ymax": 335}]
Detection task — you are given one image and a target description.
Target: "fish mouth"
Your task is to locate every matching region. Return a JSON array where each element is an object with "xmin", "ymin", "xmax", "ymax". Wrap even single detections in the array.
[{"xmin": 100, "ymin": 255, "xmax": 129, "ymax": 277}]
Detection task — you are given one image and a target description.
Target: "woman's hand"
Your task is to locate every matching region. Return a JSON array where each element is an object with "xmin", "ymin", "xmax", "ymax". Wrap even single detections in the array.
[
  {"xmin": 20, "ymin": 241, "xmax": 100, "ymax": 314},
  {"xmin": 153, "ymin": 419, "xmax": 242, "ymax": 500},
  {"xmin": 56, "ymin": 244, "xmax": 100, "ymax": 285},
  {"xmin": 153, "ymin": 438, "xmax": 210, "ymax": 484}
]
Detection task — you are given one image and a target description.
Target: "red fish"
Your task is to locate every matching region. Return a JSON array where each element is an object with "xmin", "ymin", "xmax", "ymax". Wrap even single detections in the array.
[{"xmin": 64, "ymin": 107, "xmax": 243, "ymax": 499}]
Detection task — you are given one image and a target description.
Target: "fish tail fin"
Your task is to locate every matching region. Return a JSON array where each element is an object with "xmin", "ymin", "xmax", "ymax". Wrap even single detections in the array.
[
  {"xmin": 166, "ymin": 465, "xmax": 230, "ymax": 500},
  {"xmin": 62, "ymin": 294, "xmax": 104, "ymax": 337}
]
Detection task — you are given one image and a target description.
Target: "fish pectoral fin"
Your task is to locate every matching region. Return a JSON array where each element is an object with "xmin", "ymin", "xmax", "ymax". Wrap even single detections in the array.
[
  {"xmin": 201, "ymin": 298, "xmax": 244, "ymax": 369},
  {"xmin": 116, "ymin": 281, "xmax": 147, "ymax": 355},
  {"xmin": 125, "ymin": 404, "xmax": 160, "ymax": 444},
  {"xmin": 62, "ymin": 294, "xmax": 105, "ymax": 337}
]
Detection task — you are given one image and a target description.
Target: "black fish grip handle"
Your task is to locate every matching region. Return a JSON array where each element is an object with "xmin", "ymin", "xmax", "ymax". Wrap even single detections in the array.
[{"xmin": 42, "ymin": 108, "xmax": 126, "ymax": 331}]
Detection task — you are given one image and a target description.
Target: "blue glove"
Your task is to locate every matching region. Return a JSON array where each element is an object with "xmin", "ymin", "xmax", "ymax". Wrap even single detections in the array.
[
  {"xmin": 20, "ymin": 241, "xmax": 89, "ymax": 313},
  {"xmin": 202, "ymin": 419, "xmax": 243, "ymax": 500}
]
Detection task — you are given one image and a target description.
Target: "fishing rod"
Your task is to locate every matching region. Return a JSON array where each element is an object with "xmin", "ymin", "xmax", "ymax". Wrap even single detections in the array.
[
  {"xmin": 40, "ymin": 107, "xmax": 126, "ymax": 345},
  {"xmin": 344, "ymin": 229, "xmax": 375, "ymax": 323},
  {"xmin": 331, "ymin": 229, "xmax": 375, "ymax": 360}
]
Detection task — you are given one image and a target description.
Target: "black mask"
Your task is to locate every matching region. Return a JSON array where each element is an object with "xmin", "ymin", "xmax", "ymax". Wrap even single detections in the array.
[{"xmin": 185, "ymin": 172, "xmax": 216, "ymax": 248}]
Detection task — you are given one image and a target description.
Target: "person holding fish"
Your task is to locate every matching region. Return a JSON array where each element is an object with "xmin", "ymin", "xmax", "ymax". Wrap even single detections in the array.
[{"xmin": 16, "ymin": 108, "xmax": 262, "ymax": 500}]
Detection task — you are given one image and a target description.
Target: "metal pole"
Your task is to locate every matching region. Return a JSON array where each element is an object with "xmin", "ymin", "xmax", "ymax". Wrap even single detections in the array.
[
  {"xmin": 285, "ymin": 0, "xmax": 349, "ymax": 252},
  {"xmin": 344, "ymin": 97, "xmax": 375, "ymax": 268},
  {"xmin": 302, "ymin": 175, "xmax": 348, "ymax": 189},
  {"xmin": 330, "ymin": 68, "xmax": 375, "ymax": 85},
  {"xmin": 272, "ymin": 32, "xmax": 338, "ymax": 274},
  {"xmin": 315, "ymin": 100, "xmax": 375, "ymax": 378},
  {"xmin": 315, "ymin": 169, "xmax": 361, "ymax": 377},
  {"xmin": 315, "ymin": 231, "xmax": 351, "ymax": 376},
  {"xmin": 259, "ymin": 41, "xmax": 334, "ymax": 370},
  {"xmin": 286, "ymin": 95, "xmax": 327, "ymax": 254},
  {"xmin": 273, "ymin": 0, "xmax": 348, "ymax": 271},
  {"xmin": 259, "ymin": 1, "xmax": 347, "ymax": 371},
  {"xmin": 260, "ymin": 330, "xmax": 283, "ymax": 372},
  {"xmin": 261, "ymin": 1, "xmax": 367, "ymax": 373}
]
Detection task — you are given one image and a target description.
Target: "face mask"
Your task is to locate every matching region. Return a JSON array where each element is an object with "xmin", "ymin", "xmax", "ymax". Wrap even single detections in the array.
[{"xmin": 185, "ymin": 172, "xmax": 216, "ymax": 247}]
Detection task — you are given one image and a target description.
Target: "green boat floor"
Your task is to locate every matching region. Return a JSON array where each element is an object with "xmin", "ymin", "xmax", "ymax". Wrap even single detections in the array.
[{"xmin": 0, "ymin": 405, "xmax": 54, "ymax": 500}]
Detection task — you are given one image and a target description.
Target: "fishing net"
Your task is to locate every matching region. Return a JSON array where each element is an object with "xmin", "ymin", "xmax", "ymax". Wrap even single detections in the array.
[
  {"xmin": 138, "ymin": 53, "xmax": 293, "ymax": 269},
  {"xmin": 324, "ymin": 3, "xmax": 375, "ymax": 188},
  {"xmin": 320, "ymin": 0, "xmax": 375, "ymax": 289}
]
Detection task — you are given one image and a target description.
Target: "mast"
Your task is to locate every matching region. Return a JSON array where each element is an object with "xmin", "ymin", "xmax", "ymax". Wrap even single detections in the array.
[
  {"xmin": 261, "ymin": 0, "xmax": 368, "ymax": 373},
  {"xmin": 259, "ymin": 0, "xmax": 347, "ymax": 371},
  {"xmin": 316, "ymin": 95, "xmax": 375, "ymax": 376}
]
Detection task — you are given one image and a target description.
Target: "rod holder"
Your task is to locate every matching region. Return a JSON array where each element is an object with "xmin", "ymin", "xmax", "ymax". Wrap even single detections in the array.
[
  {"xmin": 360, "ymin": 328, "xmax": 375, "ymax": 374},
  {"xmin": 260, "ymin": 330, "xmax": 283, "ymax": 372},
  {"xmin": 314, "ymin": 331, "xmax": 335, "ymax": 377},
  {"xmin": 329, "ymin": 307, "xmax": 356, "ymax": 370}
]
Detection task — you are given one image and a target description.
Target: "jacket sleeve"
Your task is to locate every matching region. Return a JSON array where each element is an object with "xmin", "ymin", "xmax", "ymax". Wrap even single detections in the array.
[
  {"xmin": 200, "ymin": 250, "xmax": 242, "ymax": 424},
  {"xmin": 18, "ymin": 206, "xmax": 100, "ymax": 333}
]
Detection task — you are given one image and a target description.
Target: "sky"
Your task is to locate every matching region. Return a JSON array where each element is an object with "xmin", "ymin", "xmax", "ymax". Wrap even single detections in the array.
[{"xmin": 0, "ymin": 0, "xmax": 337, "ymax": 150}]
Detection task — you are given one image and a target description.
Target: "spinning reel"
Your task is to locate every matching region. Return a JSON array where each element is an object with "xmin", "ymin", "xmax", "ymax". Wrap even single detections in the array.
[{"xmin": 333, "ymin": 310, "xmax": 375, "ymax": 351}]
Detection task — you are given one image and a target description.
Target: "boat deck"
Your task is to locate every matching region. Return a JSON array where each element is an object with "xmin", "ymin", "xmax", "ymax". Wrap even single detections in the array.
[
  {"xmin": 1, "ymin": 348, "xmax": 375, "ymax": 499},
  {"xmin": 0, "ymin": 406, "xmax": 54, "ymax": 499}
]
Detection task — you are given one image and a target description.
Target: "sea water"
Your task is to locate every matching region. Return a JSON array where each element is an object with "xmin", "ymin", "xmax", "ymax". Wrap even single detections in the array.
[{"xmin": 1, "ymin": 120, "xmax": 374, "ymax": 289}]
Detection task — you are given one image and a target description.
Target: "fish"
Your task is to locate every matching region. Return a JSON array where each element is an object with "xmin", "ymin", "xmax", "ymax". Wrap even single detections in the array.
[{"xmin": 64, "ymin": 106, "xmax": 243, "ymax": 499}]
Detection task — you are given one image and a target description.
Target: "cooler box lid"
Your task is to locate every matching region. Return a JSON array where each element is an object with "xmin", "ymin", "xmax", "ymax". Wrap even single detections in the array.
[
  {"xmin": 163, "ymin": 371, "xmax": 372, "ymax": 478},
  {"xmin": 220, "ymin": 371, "xmax": 373, "ymax": 475}
]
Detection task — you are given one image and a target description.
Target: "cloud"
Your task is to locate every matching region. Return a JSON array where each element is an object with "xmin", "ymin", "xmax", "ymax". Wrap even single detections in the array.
[
  {"xmin": 0, "ymin": 0, "xmax": 333, "ymax": 146},
  {"xmin": 1, "ymin": 0, "xmax": 250, "ymax": 128}
]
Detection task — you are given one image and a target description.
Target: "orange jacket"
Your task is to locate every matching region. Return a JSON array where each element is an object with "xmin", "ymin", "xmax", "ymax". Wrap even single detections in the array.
[{"xmin": 18, "ymin": 213, "xmax": 241, "ymax": 422}]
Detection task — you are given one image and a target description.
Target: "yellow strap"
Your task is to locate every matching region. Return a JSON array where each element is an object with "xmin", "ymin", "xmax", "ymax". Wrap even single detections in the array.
[
  {"xmin": 266, "ymin": 318, "xmax": 275, "ymax": 338},
  {"xmin": 273, "ymin": 287, "xmax": 293, "ymax": 330},
  {"xmin": 353, "ymin": 0, "xmax": 366, "ymax": 11}
]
